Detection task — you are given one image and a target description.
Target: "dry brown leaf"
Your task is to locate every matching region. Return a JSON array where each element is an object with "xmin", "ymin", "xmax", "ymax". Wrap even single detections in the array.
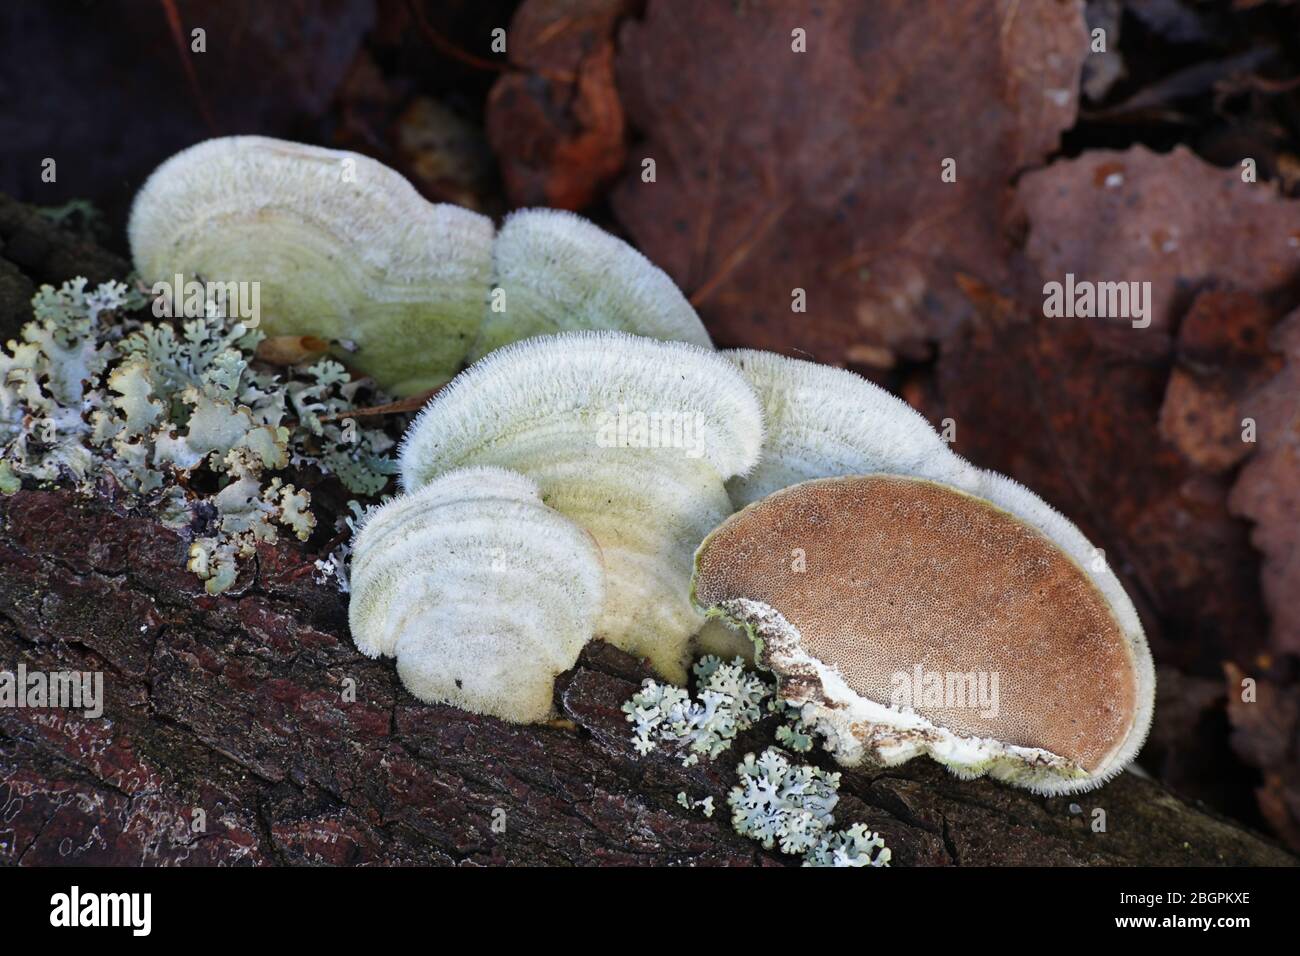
[
  {"xmin": 611, "ymin": 0, "xmax": 1086, "ymax": 366},
  {"xmin": 1010, "ymin": 143, "xmax": 1300, "ymax": 663},
  {"xmin": 1018, "ymin": 145, "xmax": 1300, "ymax": 340},
  {"xmin": 1229, "ymin": 309, "xmax": 1300, "ymax": 655},
  {"xmin": 1224, "ymin": 661, "xmax": 1300, "ymax": 852},
  {"xmin": 255, "ymin": 335, "xmax": 331, "ymax": 367},
  {"xmin": 485, "ymin": 0, "xmax": 632, "ymax": 209},
  {"xmin": 915, "ymin": 281, "xmax": 1269, "ymax": 672},
  {"xmin": 1158, "ymin": 288, "xmax": 1283, "ymax": 473}
]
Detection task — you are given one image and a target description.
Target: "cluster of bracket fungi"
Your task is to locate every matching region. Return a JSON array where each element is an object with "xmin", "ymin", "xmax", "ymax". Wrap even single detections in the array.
[{"xmin": 130, "ymin": 136, "xmax": 1155, "ymax": 797}]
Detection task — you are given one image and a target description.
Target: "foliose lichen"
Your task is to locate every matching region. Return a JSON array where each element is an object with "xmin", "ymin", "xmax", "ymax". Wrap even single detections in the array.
[
  {"xmin": 801, "ymin": 823, "xmax": 892, "ymax": 868},
  {"xmin": 773, "ymin": 701, "xmax": 814, "ymax": 753},
  {"xmin": 676, "ymin": 792, "xmax": 715, "ymax": 818},
  {"xmin": 730, "ymin": 747, "xmax": 890, "ymax": 867},
  {"xmin": 729, "ymin": 747, "xmax": 840, "ymax": 855},
  {"xmin": 0, "ymin": 277, "xmax": 399, "ymax": 594},
  {"xmin": 312, "ymin": 502, "xmax": 367, "ymax": 594},
  {"xmin": 623, "ymin": 655, "xmax": 771, "ymax": 766},
  {"xmin": 623, "ymin": 657, "xmax": 891, "ymax": 867}
]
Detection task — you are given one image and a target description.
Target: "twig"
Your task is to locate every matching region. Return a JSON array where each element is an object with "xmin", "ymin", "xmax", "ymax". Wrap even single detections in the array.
[
  {"xmin": 689, "ymin": 200, "xmax": 791, "ymax": 308},
  {"xmin": 160, "ymin": 0, "xmax": 218, "ymax": 133},
  {"xmin": 316, "ymin": 387, "xmax": 443, "ymax": 423}
]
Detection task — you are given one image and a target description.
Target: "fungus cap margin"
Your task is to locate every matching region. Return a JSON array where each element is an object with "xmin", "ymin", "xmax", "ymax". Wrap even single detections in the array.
[
  {"xmin": 348, "ymin": 464, "xmax": 604, "ymax": 723},
  {"xmin": 129, "ymin": 135, "xmax": 494, "ymax": 396},
  {"xmin": 722, "ymin": 349, "xmax": 981, "ymax": 506},
  {"xmin": 471, "ymin": 208, "xmax": 713, "ymax": 361}
]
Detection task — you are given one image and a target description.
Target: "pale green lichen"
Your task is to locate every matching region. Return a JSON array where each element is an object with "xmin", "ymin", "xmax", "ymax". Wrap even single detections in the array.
[
  {"xmin": 313, "ymin": 501, "xmax": 367, "ymax": 593},
  {"xmin": 774, "ymin": 702, "xmax": 814, "ymax": 753},
  {"xmin": 676, "ymin": 792, "xmax": 715, "ymax": 818},
  {"xmin": 622, "ymin": 655, "xmax": 771, "ymax": 766},
  {"xmin": 38, "ymin": 199, "xmax": 105, "ymax": 240},
  {"xmin": 624, "ymin": 659, "xmax": 891, "ymax": 867},
  {"xmin": 729, "ymin": 747, "xmax": 840, "ymax": 855},
  {"xmin": 0, "ymin": 277, "xmax": 399, "ymax": 594},
  {"xmin": 802, "ymin": 823, "xmax": 891, "ymax": 868},
  {"xmin": 729, "ymin": 747, "xmax": 891, "ymax": 867}
]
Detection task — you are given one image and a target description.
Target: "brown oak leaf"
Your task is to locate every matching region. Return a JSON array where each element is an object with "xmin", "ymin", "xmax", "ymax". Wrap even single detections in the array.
[
  {"xmin": 1018, "ymin": 145, "xmax": 1300, "ymax": 342},
  {"xmin": 612, "ymin": 0, "xmax": 1086, "ymax": 367},
  {"xmin": 1158, "ymin": 288, "xmax": 1283, "ymax": 473},
  {"xmin": 485, "ymin": 0, "xmax": 632, "ymax": 210},
  {"xmin": 1229, "ymin": 309, "xmax": 1300, "ymax": 655},
  {"xmin": 914, "ymin": 280, "xmax": 1269, "ymax": 673}
]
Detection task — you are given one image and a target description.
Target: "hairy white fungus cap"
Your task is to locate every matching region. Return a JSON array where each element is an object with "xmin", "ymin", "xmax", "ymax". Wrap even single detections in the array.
[
  {"xmin": 399, "ymin": 331, "xmax": 764, "ymax": 682},
  {"xmin": 129, "ymin": 136, "xmax": 494, "ymax": 396},
  {"xmin": 693, "ymin": 474, "xmax": 1155, "ymax": 794},
  {"xmin": 349, "ymin": 466, "xmax": 604, "ymax": 722},
  {"xmin": 723, "ymin": 350, "xmax": 979, "ymax": 506},
  {"xmin": 470, "ymin": 209, "xmax": 713, "ymax": 361}
]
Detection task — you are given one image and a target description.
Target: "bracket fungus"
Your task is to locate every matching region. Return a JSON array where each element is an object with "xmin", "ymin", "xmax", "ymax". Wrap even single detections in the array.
[
  {"xmin": 470, "ymin": 209, "xmax": 713, "ymax": 360},
  {"xmin": 723, "ymin": 349, "xmax": 979, "ymax": 506},
  {"xmin": 129, "ymin": 136, "xmax": 494, "ymax": 396},
  {"xmin": 349, "ymin": 466, "xmax": 604, "ymax": 722},
  {"xmin": 399, "ymin": 331, "xmax": 764, "ymax": 682},
  {"xmin": 693, "ymin": 474, "xmax": 1155, "ymax": 794}
]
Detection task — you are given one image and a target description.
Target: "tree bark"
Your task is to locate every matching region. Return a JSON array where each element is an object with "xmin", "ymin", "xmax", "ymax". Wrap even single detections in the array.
[{"xmin": 0, "ymin": 488, "xmax": 1294, "ymax": 867}]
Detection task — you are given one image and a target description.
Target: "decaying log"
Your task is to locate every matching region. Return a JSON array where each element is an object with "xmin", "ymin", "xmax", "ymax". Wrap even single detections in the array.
[{"xmin": 0, "ymin": 489, "xmax": 1294, "ymax": 866}]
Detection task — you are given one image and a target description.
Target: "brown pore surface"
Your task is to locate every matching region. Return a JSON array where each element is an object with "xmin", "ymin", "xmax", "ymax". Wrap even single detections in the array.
[{"xmin": 695, "ymin": 476, "xmax": 1138, "ymax": 771}]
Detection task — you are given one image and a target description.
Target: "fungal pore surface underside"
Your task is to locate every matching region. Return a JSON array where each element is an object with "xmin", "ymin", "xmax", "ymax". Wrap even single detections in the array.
[{"xmin": 693, "ymin": 474, "xmax": 1155, "ymax": 794}]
